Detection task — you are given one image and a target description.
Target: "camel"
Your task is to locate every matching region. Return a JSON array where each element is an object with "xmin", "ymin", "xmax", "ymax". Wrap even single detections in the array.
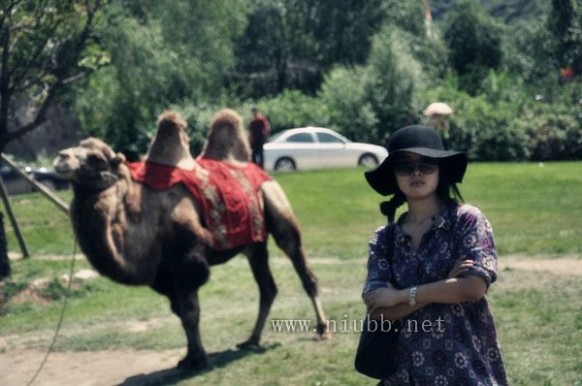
[{"xmin": 53, "ymin": 109, "xmax": 329, "ymax": 372}]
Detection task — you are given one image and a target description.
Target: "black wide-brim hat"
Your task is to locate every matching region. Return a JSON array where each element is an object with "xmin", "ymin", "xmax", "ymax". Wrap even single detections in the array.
[{"xmin": 365, "ymin": 125, "xmax": 467, "ymax": 195}]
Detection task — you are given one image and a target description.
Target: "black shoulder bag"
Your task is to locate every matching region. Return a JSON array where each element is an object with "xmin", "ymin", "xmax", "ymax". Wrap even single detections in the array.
[{"xmin": 354, "ymin": 225, "xmax": 401, "ymax": 380}]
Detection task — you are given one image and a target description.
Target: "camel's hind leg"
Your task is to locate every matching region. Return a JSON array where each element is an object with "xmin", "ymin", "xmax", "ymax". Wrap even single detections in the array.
[
  {"xmin": 239, "ymin": 241, "xmax": 277, "ymax": 349},
  {"xmin": 261, "ymin": 181, "xmax": 330, "ymax": 339},
  {"xmin": 272, "ymin": 228, "xmax": 329, "ymax": 338}
]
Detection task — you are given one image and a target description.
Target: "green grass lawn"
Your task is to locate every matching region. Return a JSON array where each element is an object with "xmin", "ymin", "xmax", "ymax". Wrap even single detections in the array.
[
  {"xmin": 271, "ymin": 162, "xmax": 582, "ymax": 258},
  {"xmin": 3, "ymin": 162, "xmax": 582, "ymax": 258},
  {"xmin": 1, "ymin": 162, "xmax": 581, "ymax": 385}
]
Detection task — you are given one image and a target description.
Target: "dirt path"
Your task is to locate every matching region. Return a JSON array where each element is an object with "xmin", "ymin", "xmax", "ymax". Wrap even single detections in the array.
[
  {"xmin": 499, "ymin": 255, "xmax": 581, "ymax": 276},
  {"xmin": 0, "ymin": 348, "xmax": 185, "ymax": 386},
  {"xmin": 0, "ymin": 255, "xmax": 579, "ymax": 386}
]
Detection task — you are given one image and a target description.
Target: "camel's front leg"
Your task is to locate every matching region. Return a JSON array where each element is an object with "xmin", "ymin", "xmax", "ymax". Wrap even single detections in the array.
[
  {"xmin": 170, "ymin": 248, "xmax": 211, "ymax": 372},
  {"xmin": 175, "ymin": 290, "xmax": 209, "ymax": 371}
]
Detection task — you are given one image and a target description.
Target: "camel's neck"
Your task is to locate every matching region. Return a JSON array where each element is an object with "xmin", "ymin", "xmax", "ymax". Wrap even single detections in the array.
[
  {"xmin": 71, "ymin": 176, "xmax": 151, "ymax": 285},
  {"xmin": 70, "ymin": 167, "xmax": 122, "ymax": 196},
  {"xmin": 72, "ymin": 180, "xmax": 115, "ymax": 197}
]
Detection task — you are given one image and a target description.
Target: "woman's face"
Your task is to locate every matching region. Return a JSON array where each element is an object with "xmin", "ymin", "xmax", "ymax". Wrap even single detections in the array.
[{"xmin": 394, "ymin": 153, "xmax": 440, "ymax": 200}]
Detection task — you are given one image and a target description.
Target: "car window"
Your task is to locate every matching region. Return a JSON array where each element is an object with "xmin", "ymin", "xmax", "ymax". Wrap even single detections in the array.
[
  {"xmin": 316, "ymin": 132, "xmax": 345, "ymax": 144},
  {"xmin": 268, "ymin": 132, "xmax": 284, "ymax": 142},
  {"xmin": 286, "ymin": 133, "xmax": 314, "ymax": 143}
]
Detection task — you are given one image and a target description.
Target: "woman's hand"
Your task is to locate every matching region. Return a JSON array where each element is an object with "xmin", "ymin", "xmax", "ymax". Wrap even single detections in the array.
[
  {"xmin": 447, "ymin": 259, "xmax": 474, "ymax": 279},
  {"xmin": 364, "ymin": 286, "xmax": 407, "ymax": 314}
]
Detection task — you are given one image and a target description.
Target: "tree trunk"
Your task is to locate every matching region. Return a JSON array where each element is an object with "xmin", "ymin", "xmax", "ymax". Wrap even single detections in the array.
[{"xmin": 0, "ymin": 212, "xmax": 10, "ymax": 279}]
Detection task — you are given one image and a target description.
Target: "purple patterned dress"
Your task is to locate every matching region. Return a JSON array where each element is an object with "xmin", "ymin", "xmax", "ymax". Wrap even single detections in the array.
[{"xmin": 363, "ymin": 203, "xmax": 508, "ymax": 385}]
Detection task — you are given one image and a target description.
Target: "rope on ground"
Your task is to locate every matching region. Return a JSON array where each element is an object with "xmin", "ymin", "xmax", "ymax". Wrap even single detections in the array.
[{"xmin": 26, "ymin": 242, "xmax": 77, "ymax": 386}]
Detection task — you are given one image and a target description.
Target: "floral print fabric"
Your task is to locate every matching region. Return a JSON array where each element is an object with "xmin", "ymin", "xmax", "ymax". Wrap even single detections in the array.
[{"xmin": 363, "ymin": 203, "xmax": 508, "ymax": 385}]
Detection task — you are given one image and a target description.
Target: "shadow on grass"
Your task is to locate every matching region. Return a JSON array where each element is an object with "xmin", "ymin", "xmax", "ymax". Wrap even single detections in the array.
[{"xmin": 119, "ymin": 343, "xmax": 281, "ymax": 386}]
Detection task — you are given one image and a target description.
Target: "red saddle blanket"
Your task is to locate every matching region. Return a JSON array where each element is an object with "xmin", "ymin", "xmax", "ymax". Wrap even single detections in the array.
[{"xmin": 127, "ymin": 158, "xmax": 272, "ymax": 250}]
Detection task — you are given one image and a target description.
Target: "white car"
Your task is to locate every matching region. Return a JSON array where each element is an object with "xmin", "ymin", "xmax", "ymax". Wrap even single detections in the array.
[{"xmin": 263, "ymin": 127, "xmax": 388, "ymax": 172}]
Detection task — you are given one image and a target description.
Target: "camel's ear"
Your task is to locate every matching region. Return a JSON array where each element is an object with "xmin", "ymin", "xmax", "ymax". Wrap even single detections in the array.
[{"xmin": 111, "ymin": 153, "xmax": 126, "ymax": 167}]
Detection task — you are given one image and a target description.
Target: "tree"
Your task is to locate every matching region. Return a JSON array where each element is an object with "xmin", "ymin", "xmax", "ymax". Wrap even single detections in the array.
[
  {"xmin": 233, "ymin": 0, "xmax": 290, "ymax": 96},
  {"xmin": 72, "ymin": 0, "xmax": 248, "ymax": 158},
  {"xmin": 381, "ymin": 0, "xmax": 450, "ymax": 83},
  {"xmin": 234, "ymin": 0, "xmax": 386, "ymax": 96},
  {"xmin": 442, "ymin": 0, "xmax": 503, "ymax": 95},
  {"xmin": 546, "ymin": 0, "xmax": 582, "ymax": 75},
  {"xmin": 0, "ymin": 0, "xmax": 109, "ymax": 151},
  {"xmin": 0, "ymin": 0, "xmax": 108, "ymax": 274},
  {"xmin": 547, "ymin": 0, "xmax": 575, "ymax": 69},
  {"xmin": 574, "ymin": 3, "xmax": 582, "ymax": 74},
  {"xmin": 294, "ymin": 0, "xmax": 385, "ymax": 67},
  {"xmin": 319, "ymin": 66, "xmax": 377, "ymax": 142},
  {"xmin": 363, "ymin": 26, "xmax": 424, "ymax": 144},
  {"xmin": 506, "ymin": 0, "xmax": 582, "ymax": 97}
]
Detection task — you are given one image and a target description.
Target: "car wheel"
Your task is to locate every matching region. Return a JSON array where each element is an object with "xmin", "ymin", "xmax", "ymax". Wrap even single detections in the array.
[
  {"xmin": 274, "ymin": 158, "xmax": 296, "ymax": 172},
  {"xmin": 358, "ymin": 154, "xmax": 378, "ymax": 168}
]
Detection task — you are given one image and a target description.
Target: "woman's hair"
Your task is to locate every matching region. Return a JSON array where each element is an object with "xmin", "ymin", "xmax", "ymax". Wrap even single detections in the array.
[
  {"xmin": 380, "ymin": 192, "xmax": 406, "ymax": 224},
  {"xmin": 380, "ymin": 158, "xmax": 464, "ymax": 224}
]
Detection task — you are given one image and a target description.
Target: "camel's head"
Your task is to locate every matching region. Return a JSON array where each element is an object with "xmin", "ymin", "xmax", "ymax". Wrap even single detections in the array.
[{"xmin": 54, "ymin": 137, "xmax": 126, "ymax": 190}]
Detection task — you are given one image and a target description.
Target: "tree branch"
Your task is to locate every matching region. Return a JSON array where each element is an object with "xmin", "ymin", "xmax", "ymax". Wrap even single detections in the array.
[
  {"xmin": 5, "ymin": 81, "xmax": 58, "ymax": 143},
  {"xmin": 1, "ymin": 0, "xmax": 108, "ymax": 147},
  {"xmin": 9, "ymin": 19, "xmax": 63, "ymax": 90}
]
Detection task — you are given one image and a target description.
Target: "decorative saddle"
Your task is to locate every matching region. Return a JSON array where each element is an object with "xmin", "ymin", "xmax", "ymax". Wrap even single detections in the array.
[{"xmin": 127, "ymin": 158, "xmax": 271, "ymax": 250}]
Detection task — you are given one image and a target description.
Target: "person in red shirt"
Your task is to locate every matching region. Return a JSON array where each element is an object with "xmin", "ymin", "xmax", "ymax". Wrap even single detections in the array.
[{"xmin": 248, "ymin": 107, "xmax": 270, "ymax": 168}]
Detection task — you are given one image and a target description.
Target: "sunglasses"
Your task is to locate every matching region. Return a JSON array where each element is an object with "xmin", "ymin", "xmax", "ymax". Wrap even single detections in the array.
[{"xmin": 393, "ymin": 159, "xmax": 439, "ymax": 176}]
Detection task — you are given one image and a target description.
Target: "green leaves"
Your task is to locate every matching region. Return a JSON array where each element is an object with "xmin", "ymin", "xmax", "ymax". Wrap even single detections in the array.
[
  {"xmin": 71, "ymin": 0, "xmax": 249, "ymax": 156},
  {"xmin": 0, "ymin": 0, "xmax": 108, "ymax": 146},
  {"xmin": 364, "ymin": 26, "xmax": 423, "ymax": 141},
  {"xmin": 319, "ymin": 66, "xmax": 377, "ymax": 142},
  {"xmin": 442, "ymin": 0, "xmax": 504, "ymax": 95}
]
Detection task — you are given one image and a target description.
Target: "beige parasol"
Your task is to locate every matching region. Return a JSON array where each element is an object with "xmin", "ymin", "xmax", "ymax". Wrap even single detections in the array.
[{"xmin": 423, "ymin": 102, "xmax": 453, "ymax": 117}]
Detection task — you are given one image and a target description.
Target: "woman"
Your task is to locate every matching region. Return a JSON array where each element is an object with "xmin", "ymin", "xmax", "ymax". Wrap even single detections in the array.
[{"xmin": 362, "ymin": 125, "xmax": 508, "ymax": 385}]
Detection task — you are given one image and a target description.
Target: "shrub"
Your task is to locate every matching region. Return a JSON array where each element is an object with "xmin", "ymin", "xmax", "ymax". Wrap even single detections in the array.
[
  {"xmin": 318, "ymin": 66, "xmax": 378, "ymax": 142},
  {"xmin": 471, "ymin": 120, "xmax": 531, "ymax": 161},
  {"xmin": 259, "ymin": 90, "xmax": 330, "ymax": 132},
  {"xmin": 524, "ymin": 113, "xmax": 582, "ymax": 160},
  {"xmin": 421, "ymin": 76, "xmax": 582, "ymax": 161}
]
